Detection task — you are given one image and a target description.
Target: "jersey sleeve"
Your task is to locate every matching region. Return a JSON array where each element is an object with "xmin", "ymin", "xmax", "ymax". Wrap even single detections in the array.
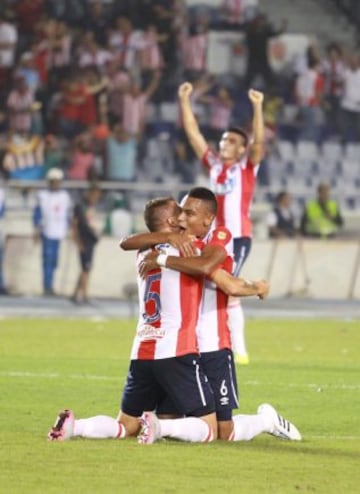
[
  {"xmin": 202, "ymin": 148, "xmax": 217, "ymax": 170},
  {"xmin": 205, "ymin": 227, "xmax": 233, "ymax": 276},
  {"xmin": 208, "ymin": 226, "xmax": 232, "ymax": 250}
]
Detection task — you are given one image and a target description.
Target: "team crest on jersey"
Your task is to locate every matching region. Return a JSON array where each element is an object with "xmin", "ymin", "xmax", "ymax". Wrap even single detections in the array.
[
  {"xmin": 137, "ymin": 324, "xmax": 165, "ymax": 341},
  {"xmin": 217, "ymin": 231, "xmax": 227, "ymax": 240},
  {"xmin": 211, "ymin": 165, "xmax": 237, "ymax": 196}
]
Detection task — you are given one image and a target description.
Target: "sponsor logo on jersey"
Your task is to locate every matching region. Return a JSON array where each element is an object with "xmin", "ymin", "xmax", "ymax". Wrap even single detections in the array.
[{"xmin": 137, "ymin": 324, "xmax": 166, "ymax": 341}]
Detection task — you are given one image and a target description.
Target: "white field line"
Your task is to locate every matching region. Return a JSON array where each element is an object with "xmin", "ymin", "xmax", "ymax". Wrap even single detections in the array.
[
  {"xmin": 1, "ymin": 371, "xmax": 359, "ymax": 391},
  {"xmin": 307, "ymin": 435, "xmax": 360, "ymax": 440}
]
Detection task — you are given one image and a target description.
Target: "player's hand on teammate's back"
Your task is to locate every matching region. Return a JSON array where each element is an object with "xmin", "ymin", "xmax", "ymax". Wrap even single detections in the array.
[
  {"xmin": 168, "ymin": 233, "xmax": 197, "ymax": 257},
  {"xmin": 178, "ymin": 82, "xmax": 193, "ymax": 99},
  {"xmin": 248, "ymin": 89, "xmax": 264, "ymax": 105},
  {"xmin": 139, "ymin": 251, "xmax": 159, "ymax": 278}
]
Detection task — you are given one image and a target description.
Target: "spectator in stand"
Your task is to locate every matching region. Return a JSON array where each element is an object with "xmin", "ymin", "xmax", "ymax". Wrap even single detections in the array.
[
  {"xmin": 201, "ymin": 84, "xmax": 234, "ymax": 144},
  {"xmin": 181, "ymin": 14, "xmax": 209, "ymax": 80},
  {"xmin": 104, "ymin": 123, "xmax": 137, "ymax": 182},
  {"xmin": 263, "ymin": 86, "xmax": 283, "ymax": 135},
  {"xmin": 0, "ymin": 12, "xmax": 18, "ymax": 92},
  {"xmin": 44, "ymin": 134, "xmax": 65, "ymax": 174},
  {"xmin": 67, "ymin": 134, "xmax": 96, "ymax": 181},
  {"xmin": 107, "ymin": 17, "xmax": 143, "ymax": 75},
  {"xmin": 243, "ymin": 12, "xmax": 287, "ymax": 90},
  {"xmin": 46, "ymin": 20, "xmax": 73, "ymax": 90},
  {"xmin": 78, "ymin": 37, "xmax": 113, "ymax": 72},
  {"xmin": 6, "ymin": 75, "xmax": 35, "ymax": 134},
  {"xmin": 33, "ymin": 167, "xmax": 72, "ymax": 295},
  {"xmin": 56, "ymin": 70, "xmax": 107, "ymax": 139},
  {"xmin": 295, "ymin": 58, "xmax": 325, "ymax": 142},
  {"xmin": 150, "ymin": 0, "xmax": 180, "ymax": 73},
  {"xmin": 139, "ymin": 24, "xmax": 166, "ymax": 85},
  {"xmin": 3, "ymin": 131, "xmax": 45, "ymax": 180},
  {"xmin": 105, "ymin": 59, "xmax": 131, "ymax": 125},
  {"xmin": 71, "ymin": 184, "xmax": 102, "ymax": 304},
  {"xmin": 16, "ymin": 52, "xmax": 41, "ymax": 95},
  {"xmin": 339, "ymin": 51, "xmax": 360, "ymax": 143},
  {"xmin": 213, "ymin": 0, "xmax": 255, "ymax": 30},
  {"xmin": 14, "ymin": 0, "xmax": 43, "ymax": 51},
  {"xmin": 29, "ymin": 36, "xmax": 49, "ymax": 90},
  {"xmin": 321, "ymin": 42, "xmax": 345, "ymax": 137},
  {"xmin": 266, "ymin": 191, "xmax": 297, "ymax": 238},
  {"xmin": 121, "ymin": 70, "xmax": 161, "ymax": 137},
  {"xmin": 83, "ymin": 0, "xmax": 111, "ymax": 47},
  {"xmin": 56, "ymin": 73, "xmax": 87, "ymax": 138},
  {"xmin": 300, "ymin": 182, "xmax": 344, "ymax": 238}
]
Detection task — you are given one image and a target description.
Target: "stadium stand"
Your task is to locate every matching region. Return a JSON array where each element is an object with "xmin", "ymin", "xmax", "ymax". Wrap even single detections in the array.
[{"xmin": 0, "ymin": 0, "xmax": 359, "ymax": 299}]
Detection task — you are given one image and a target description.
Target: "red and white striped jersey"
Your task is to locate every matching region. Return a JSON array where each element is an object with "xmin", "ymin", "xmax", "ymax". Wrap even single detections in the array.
[
  {"xmin": 122, "ymin": 93, "xmax": 147, "ymax": 134},
  {"xmin": 202, "ymin": 149, "xmax": 259, "ymax": 238},
  {"xmin": 7, "ymin": 88, "xmax": 34, "ymax": 132},
  {"xmin": 139, "ymin": 31, "xmax": 163, "ymax": 70},
  {"xmin": 195, "ymin": 227, "xmax": 234, "ymax": 353},
  {"xmin": 208, "ymin": 97, "xmax": 232, "ymax": 130},
  {"xmin": 131, "ymin": 245, "xmax": 203, "ymax": 360},
  {"xmin": 182, "ymin": 33, "xmax": 208, "ymax": 71}
]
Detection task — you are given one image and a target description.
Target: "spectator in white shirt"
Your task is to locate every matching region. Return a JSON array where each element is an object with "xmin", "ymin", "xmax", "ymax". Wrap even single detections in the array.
[
  {"xmin": 339, "ymin": 52, "xmax": 360, "ymax": 143},
  {"xmin": 0, "ymin": 13, "xmax": 18, "ymax": 91}
]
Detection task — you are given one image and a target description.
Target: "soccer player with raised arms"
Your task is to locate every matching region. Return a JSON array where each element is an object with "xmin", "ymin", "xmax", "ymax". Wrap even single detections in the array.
[{"xmin": 178, "ymin": 82, "xmax": 265, "ymax": 366}]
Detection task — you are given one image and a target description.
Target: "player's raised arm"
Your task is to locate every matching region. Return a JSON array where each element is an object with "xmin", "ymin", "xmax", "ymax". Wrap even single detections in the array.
[
  {"xmin": 178, "ymin": 82, "xmax": 208, "ymax": 160},
  {"xmin": 248, "ymin": 88, "xmax": 265, "ymax": 165}
]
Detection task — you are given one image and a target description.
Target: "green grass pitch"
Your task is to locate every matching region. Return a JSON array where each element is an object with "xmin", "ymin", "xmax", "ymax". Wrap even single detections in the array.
[{"xmin": 0, "ymin": 317, "xmax": 359, "ymax": 493}]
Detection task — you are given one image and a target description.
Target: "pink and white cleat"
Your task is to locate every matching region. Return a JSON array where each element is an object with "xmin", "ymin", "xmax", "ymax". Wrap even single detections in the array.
[
  {"xmin": 137, "ymin": 411, "xmax": 161, "ymax": 445},
  {"xmin": 47, "ymin": 409, "xmax": 75, "ymax": 441}
]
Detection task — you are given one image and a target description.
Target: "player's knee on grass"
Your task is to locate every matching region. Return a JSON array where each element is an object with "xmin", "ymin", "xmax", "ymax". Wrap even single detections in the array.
[
  {"xmin": 201, "ymin": 413, "xmax": 218, "ymax": 441},
  {"xmin": 117, "ymin": 411, "xmax": 141, "ymax": 436},
  {"xmin": 218, "ymin": 420, "xmax": 234, "ymax": 440}
]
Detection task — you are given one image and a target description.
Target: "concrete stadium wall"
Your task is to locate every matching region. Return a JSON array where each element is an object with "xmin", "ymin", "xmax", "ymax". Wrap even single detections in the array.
[{"xmin": 3, "ymin": 236, "xmax": 360, "ymax": 301}]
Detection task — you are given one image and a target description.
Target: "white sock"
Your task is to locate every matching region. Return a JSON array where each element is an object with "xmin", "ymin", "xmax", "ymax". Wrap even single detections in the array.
[
  {"xmin": 227, "ymin": 299, "xmax": 247, "ymax": 356},
  {"xmin": 73, "ymin": 416, "xmax": 125, "ymax": 439},
  {"xmin": 231, "ymin": 413, "xmax": 269, "ymax": 441},
  {"xmin": 159, "ymin": 417, "xmax": 213, "ymax": 442}
]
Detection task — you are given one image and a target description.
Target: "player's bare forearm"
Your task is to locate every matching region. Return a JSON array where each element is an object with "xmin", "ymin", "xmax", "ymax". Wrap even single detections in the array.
[
  {"xmin": 178, "ymin": 82, "xmax": 208, "ymax": 159},
  {"xmin": 210, "ymin": 269, "xmax": 270, "ymax": 298},
  {"xmin": 120, "ymin": 232, "xmax": 197, "ymax": 256},
  {"xmin": 120, "ymin": 232, "xmax": 169, "ymax": 251},
  {"xmin": 248, "ymin": 89, "xmax": 265, "ymax": 164}
]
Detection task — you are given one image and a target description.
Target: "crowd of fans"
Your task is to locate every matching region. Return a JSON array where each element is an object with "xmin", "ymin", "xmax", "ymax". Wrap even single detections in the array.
[
  {"xmin": 0, "ymin": 0, "xmax": 358, "ymax": 296},
  {"xmin": 0, "ymin": 1, "xmax": 359, "ymax": 203}
]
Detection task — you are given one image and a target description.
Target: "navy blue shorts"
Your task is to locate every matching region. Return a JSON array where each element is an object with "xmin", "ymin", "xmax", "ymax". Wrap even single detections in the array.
[
  {"xmin": 121, "ymin": 354, "xmax": 215, "ymax": 418},
  {"xmin": 200, "ymin": 349, "xmax": 239, "ymax": 421},
  {"xmin": 232, "ymin": 237, "xmax": 252, "ymax": 277}
]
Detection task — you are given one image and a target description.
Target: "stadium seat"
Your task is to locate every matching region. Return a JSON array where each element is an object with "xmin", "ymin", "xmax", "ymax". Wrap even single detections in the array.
[
  {"xmin": 276, "ymin": 140, "xmax": 296, "ymax": 162},
  {"xmin": 296, "ymin": 140, "xmax": 320, "ymax": 161},
  {"xmin": 291, "ymin": 158, "xmax": 317, "ymax": 179},
  {"xmin": 321, "ymin": 141, "xmax": 343, "ymax": 162},
  {"xmin": 159, "ymin": 102, "xmax": 179, "ymax": 123},
  {"xmin": 344, "ymin": 143, "xmax": 360, "ymax": 161}
]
